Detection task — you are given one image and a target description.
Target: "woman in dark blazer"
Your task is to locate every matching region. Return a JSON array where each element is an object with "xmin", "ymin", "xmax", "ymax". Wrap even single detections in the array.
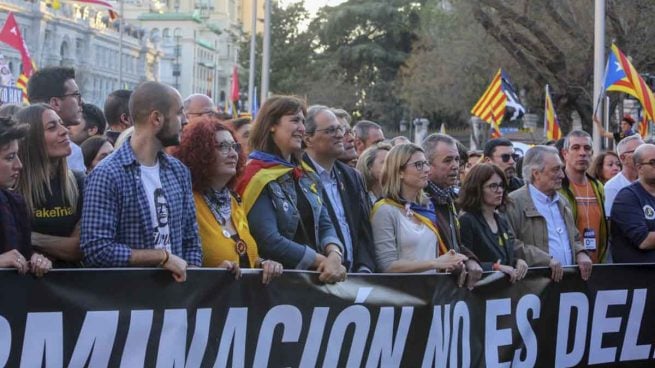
[{"xmin": 458, "ymin": 163, "xmax": 528, "ymax": 282}]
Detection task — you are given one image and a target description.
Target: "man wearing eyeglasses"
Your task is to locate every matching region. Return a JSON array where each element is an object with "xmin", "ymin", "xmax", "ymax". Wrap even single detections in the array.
[
  {"xmin": 559, "ymin": 130, "xmax": 608, "ymax": 264},
  {"xmin": 302, "ymin": 105, "xmax": 376, "ymax": 272},
  {"xmin": 183, "ymin": 94, "xmax": 218, "ymax": 126},
  {"xmin": 27, "ymin": 67, "xmax": 86, "ymax": 172},
  {"xmin": 605, "ymin": 135, "xmax": 644, "ymax": 215},
  {"xmin": 483, "ymin": 138, "xmax": 524, "ymax": 193},
  {"xmin": 610, "ymin": 144, "xmax": 655, "ymax": 262},
  {"xmin": 333, "ymin": 108, "xmax": 358, "ymax": 168}
]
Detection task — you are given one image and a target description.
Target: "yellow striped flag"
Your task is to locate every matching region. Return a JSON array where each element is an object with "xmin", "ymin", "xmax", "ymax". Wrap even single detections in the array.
[
  {"xmin": 544, "ymin": 85, "xmax": 562, "ymax": 140},
  {"xmin": 471, "ymin": 68, "xmax": 506, "ymax": 125},
  {"xmin": 490, "ymin": 120, "xmax": 502, "ymax": 138},
  {"xmin": 604, "ymin": 44, "xmax": 655, "ymax": 121},
  {"xmin": 639, "ymin": 115, "xmax": 649, "ymax": 138}
]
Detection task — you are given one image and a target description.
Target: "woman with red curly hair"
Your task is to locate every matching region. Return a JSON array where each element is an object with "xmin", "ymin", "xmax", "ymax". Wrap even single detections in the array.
[{"xmin": 174, "ymin": 120, "xmax": 282, "ymax": 284}]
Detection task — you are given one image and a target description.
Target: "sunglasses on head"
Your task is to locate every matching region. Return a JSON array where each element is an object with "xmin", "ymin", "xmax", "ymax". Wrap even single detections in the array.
[{"xmin": 498, "ymin": 153, "xmax": 521, "ymax": 163}]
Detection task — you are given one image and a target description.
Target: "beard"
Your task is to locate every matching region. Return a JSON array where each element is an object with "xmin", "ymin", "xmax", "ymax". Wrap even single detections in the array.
[{"xmin": 156, "ymin": 118, "xmax": 180, "ymax": 147}]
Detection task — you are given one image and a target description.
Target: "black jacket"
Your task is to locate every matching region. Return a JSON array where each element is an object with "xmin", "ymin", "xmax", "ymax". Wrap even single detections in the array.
[
  {"xmin": 303, "ymin": 154, "xmax": 376, "ymax": 272},
  {"xmin": 458, "ymin": 211, "xmax": 518, "ymax": 271}
]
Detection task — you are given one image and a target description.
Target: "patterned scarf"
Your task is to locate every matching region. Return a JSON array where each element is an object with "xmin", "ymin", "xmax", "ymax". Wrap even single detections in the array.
[
  {"xmin": 426, "ymin": 181, "xmax": 456, "ymax": 206},
  {"xmin": 204, "ymin": 187, "xmax": 232, "ymax": 226}
]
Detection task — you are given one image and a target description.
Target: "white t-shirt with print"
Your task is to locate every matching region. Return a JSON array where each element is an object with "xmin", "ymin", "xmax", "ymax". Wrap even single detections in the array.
[{"xmin": 140, "ymin": 163, "xmax": 171, "ymax": 251}]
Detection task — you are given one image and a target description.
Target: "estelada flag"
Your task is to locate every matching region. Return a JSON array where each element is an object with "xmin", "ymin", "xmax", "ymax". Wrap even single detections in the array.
[
  {"xmin": 235, "ymin": 151, "xmax": 315, "ymax": 215},
  {"xmin": 603, "ymin": 44, "xmax": 655, "ymax": 122}
]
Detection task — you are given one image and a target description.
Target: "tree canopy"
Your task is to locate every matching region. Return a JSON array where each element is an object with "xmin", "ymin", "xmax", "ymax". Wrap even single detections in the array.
[{"xmin": 240, "ymin": 0, "xmax": 655, "ymax": 134}]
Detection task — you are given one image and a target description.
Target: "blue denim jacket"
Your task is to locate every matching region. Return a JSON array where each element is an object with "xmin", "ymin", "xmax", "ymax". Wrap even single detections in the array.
[{"xmin": 247, "ymin": 169, "xmax": 343, "ymax": 269}]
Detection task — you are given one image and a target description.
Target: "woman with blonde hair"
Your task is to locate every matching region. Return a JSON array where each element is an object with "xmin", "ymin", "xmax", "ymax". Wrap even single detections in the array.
[
  {"xmin": 371, "ymin": 143, "xmax": 468, "ymax": 273},
  {"xmin": 16, "ymin": 103, "xmax": 83, "ymax": 267},
  {"xmin": 356, "ymin": 142, "xmax": 391, "ymax": 205}
]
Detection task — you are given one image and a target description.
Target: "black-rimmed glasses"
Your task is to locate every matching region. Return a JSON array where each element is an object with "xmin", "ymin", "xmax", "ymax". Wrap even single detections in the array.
[
  {"xmin": 60, "ymin": 91, "xmax": 82, "ymax": 102},
  {"xmin": 404, "ymin": 160, "xmax": 430, "ymax": 171}
]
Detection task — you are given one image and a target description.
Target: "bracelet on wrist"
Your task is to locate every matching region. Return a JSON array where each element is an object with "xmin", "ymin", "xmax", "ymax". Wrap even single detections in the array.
[
  {"xmin": 158, "ymin": 249, "xmax": 170, "ymax": 267},
  {"xmin": 327, "ymin": 248, "xmax": 343, "ymax": 261}
]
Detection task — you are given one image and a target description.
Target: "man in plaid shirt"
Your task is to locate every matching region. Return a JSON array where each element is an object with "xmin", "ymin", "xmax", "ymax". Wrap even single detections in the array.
[{"xmin": 81, "ymin": 81, "xmax": 201, "ymax": 282}]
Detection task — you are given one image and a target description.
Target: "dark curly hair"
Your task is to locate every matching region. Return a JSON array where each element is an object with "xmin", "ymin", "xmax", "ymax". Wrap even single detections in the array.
[
  {"xmin": 458, "ymin": 163, "xmax": 509, "ymax": 213},
  {"xmin": 174, "ymin": 119, "xmax": 245, "ymax": 193}
]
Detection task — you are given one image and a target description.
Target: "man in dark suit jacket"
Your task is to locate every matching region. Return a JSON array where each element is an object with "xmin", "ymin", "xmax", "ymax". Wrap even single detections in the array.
[{"xmin": 302, "ymin": 105, "xmax": 376, "ymax": 272}]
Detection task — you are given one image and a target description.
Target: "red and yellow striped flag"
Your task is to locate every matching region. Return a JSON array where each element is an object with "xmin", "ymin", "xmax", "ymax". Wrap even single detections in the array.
[
  {"xmin": 606, "ymin": 44, "xmax": 655, "ymax": 122},
  {"xmin": 490, "ymin": 120, "xmax": 502, "ymax": 138},
  {"xmin": 639, "ymin": 115, "xmax": 649, "ymax": 138},
  {"xmin": 471, "ymin": 69, "xmax": 506, "ymax": 125},
  {"xmin": 544, "ymin": 85, "xmax": 562, "ymax": 140}
]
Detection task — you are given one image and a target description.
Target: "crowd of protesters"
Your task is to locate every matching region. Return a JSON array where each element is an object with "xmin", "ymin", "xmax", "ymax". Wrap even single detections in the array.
[{"xmin": 1, "ymin": 66, "xmax": 654, "ymax": 285}]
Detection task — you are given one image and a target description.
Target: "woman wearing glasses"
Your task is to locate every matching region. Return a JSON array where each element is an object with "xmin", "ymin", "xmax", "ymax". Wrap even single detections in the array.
[
  {"xmin": 457, "ymin": 163, "xmax": 528, "ymax": 282},
  {"xmin": 15, "ymin": 104, "xmax": 85, "ymax": 267},
  {"xmin": 371, "ymin": 143, "xmax": 468, "ymax": 273},
  {"xmin": 174, "ymin": 120, "xmax": 283, "ymax": 284},
  {"xmin": 236, "ymin": 96, "xmax": 346, "ymax": 283}
]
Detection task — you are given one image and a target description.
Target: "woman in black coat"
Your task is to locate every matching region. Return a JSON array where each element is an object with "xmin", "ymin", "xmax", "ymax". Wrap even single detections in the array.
[{"xmin": 458, "ymin": 163, "xmax": 528, "ymax": 282}]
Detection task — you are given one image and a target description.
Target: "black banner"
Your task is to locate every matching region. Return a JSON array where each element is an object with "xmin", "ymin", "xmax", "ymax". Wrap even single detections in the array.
[{"xmin": 1, "ymin": 265, "xmax": 655, "ymax": 367}]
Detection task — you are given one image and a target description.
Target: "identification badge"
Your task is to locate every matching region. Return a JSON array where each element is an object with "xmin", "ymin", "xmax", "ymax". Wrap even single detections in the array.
[{"xmin": 583, "ymin": 228, "xmax": 596, "ymax": 251}]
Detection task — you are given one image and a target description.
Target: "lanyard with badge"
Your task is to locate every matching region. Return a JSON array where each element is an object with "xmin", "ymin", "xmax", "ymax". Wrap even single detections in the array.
[{"xmin": 580, "ymin": 181, "xmax": 597, "ymax": 252}]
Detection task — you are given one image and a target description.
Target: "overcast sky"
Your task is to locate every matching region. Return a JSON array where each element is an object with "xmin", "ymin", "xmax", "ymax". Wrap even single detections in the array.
[{"xmin": 278, "ymin": 0, "xmax": 347, "ymax": 15}]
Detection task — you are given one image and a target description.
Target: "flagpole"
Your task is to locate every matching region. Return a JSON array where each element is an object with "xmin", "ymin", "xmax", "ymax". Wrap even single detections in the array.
[
  {"xmin": 544, "ymin": 84, "xmax": 548, "ymax": 138},
  {"xmin": 118, "ymin": 0, "xmax": 124, "ymax": 88},
  {"xmin": 260, "ymin": 0, "xmax": 270, "ymax": 103},
  {"xmin": 247, "ymin": 0, "xmax": 257, "ymax": 112},
  {"xmin": 592, "ymin": 0, "xmax": 605, "ymax": 152}
]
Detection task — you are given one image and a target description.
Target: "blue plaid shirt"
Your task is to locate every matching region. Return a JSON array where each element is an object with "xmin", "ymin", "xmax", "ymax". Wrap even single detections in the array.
[{"xmin": 81, "ymin": 139, "xmax": 202, "ymax": 267}]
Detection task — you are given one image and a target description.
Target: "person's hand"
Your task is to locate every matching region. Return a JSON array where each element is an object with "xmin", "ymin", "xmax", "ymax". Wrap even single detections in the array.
[
  {"xmin": 163, "ymin": 254, "xmax": 188, "ymax": 282},
  {"xmin": 576, "ymin": 252, "xmax": 593, "ymax": 281},
  {"xmin": 218, "ymin": 260, "xmax": 242, "ymax": 280},
  {"xmin": 317, "ymin": 252, "xmax": 346, "ymax": 283},
  {"xmin": 514, "ymin": 259, "xmax": 528, "ymax": 281},
  {"xmin": 0, "ymin": 250, "xmax": 28, "ymax": 274},
  {"xmin": 260, "ymin": 260, "xmax": 283, "ymax": 285},
  {"xmin": 433, "ymin": 249, "xmax": 468, "ymax": 272},
  {"xmin": 29, "ymin": 253, "xmax": 52, "ymax": 278},
  {"xmin": 497, "ymin": 264, "xmax": 518, "ymax": 283},
  {"xmin": 464, "ymin": 259, "xmax": 482, "ymax": 289},
  {"xmin": 549, "ymin": 257, "xmax": 563, "ymax": 282}
]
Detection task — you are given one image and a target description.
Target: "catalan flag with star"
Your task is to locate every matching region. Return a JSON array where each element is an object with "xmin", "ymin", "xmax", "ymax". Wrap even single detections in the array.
[
  {"xmin": 603, "ymin": 44, "xmax": 655, "ymax": 123},
  {"xmin": 0, "ymin": 12, "xmax": 36, "ymax": 104}
]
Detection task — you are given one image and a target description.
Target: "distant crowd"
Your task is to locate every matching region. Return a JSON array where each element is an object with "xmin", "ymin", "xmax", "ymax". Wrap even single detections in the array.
[{"xmin": 1, "ymin": 66, "xmax": 653, "ymax": 286}]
